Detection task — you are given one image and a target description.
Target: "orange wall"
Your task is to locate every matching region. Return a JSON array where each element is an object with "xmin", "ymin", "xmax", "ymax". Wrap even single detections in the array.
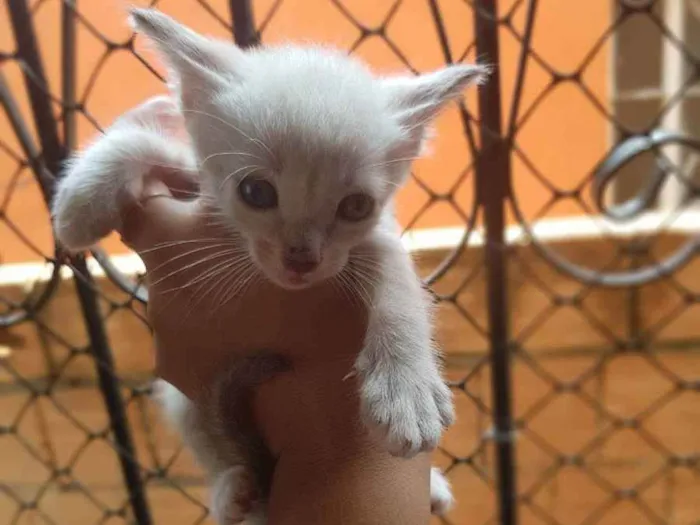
[{"xmin": 0, "ymin": 1, "xmax": 610, "ymax": 262}]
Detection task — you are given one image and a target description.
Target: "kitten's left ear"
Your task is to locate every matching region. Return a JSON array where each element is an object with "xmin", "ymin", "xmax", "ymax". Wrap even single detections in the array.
[
  {"xmin": 129, "ymin": 9, "xmax": 244, "ymax": 109},
  {"xmin": 384, "ymin": 64, "xmax": 490, "ymax": 156}
]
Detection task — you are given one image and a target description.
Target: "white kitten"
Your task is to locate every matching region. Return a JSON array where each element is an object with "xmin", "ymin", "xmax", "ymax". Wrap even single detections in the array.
[{"xmin": 52, "ymin": 8, "xmax": 487, "ymax": 523}]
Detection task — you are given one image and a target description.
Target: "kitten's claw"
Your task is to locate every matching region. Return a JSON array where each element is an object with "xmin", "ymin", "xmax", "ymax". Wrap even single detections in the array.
[{"xmin": 360, "ymin": 365, "xmax": 454, "ymax": 457}]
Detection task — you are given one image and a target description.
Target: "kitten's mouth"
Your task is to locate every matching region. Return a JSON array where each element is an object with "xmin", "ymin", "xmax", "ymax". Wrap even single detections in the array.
[
  {"xmin": 264, "ymin": 269, "xmax": 316, "ymax": 290},
  {"xmin": 284, "ymin": 271, "xmax": 309, "ymax": 287}
]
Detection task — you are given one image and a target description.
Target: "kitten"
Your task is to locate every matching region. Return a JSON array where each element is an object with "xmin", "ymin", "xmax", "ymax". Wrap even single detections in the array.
[{"xmin": 52, "ymin": 8, "xmax": 487, "ymax": 523}]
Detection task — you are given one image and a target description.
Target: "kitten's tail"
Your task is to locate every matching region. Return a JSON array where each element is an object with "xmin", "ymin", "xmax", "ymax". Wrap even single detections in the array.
[
  {"xmin": 155, "ymin": 352, "xmax": 290, "ymax": 504},
  {"xmin": 51, "ymin": 96, "xmax": 195, "ymax": 251},
  {"xmin": 210, "ymin": 352, "xmax": 291, "ymax": 498}
]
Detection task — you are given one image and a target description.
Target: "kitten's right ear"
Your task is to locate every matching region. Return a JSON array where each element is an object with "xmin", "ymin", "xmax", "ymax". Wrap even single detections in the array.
[
  {"xmin": 383, "ymin": 63, "xmax": 490, "ymax": 159},
  {"xmin": 129, "ymin": 9, "xmax": 243, "ymax": 109}
]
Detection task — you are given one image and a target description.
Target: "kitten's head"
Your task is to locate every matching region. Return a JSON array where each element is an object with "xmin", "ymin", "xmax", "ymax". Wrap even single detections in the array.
[{"xmin": 130, "ymin": 9, "xmax": 488, "ymax": 289}]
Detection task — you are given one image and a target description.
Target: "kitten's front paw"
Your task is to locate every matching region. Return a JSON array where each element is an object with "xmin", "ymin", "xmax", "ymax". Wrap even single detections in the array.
[{"xmin": 360, "ymin": 365, "xmax": 454, "ymax": 457}]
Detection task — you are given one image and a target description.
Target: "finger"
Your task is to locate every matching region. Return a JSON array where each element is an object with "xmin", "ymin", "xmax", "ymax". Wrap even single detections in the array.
[{"xmin": 120, "ymin": 179, "xmax": 203, "ymax": 267}]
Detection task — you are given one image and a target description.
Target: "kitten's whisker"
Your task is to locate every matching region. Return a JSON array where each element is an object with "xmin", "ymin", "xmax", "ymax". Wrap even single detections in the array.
[
  {"xmin": 119, "ymin": 152, "xmax": 195, "ymax": 173},
  {"xmin": 242, "ymin": 273, "xmax": 261, "ymax": 300},
  {"xmin": 200, "ymin": 214, "xmax": 230, "ymax": 223},
  {"xmin": 207, "ymin": 271, "xmax": 240, "ymax": 312},
  {"xmin": 146, "ymin": 242, "xmax": 240, "ymax": 276},
  {"xmin": 218, "ymin": 265, "xmax": 254, "ymax": 305},
  {"xmin": 148, "ymin": 249, "xmax": 239, "ymax": 287},
  {"xmin": 206, "ymin": 254, "xmax": 257, "ymax": 309},
  {"xmin": 219, "ymin": 164, "xmax": 264, "ymax": 190},
  {"xmin": 136, "ymin": 241, "xmax": 241, "ymax": 259},
  {"xmin": 137, "ymin": 238, "xmax": 236, "ymax": 255},
  {"xmin": 346, "ymin": 275, "xmax": 370, "ymax": 307},
  {"xmin": 181, "ymin": 109, "xmax": 275, "ymax": 163},
  {"xmin": 348, "ymin": 262, "xmax": 380, "ymax": 284},
  {"xmin": 164, "ymin": 188, "xmax": 203, "ymax": 198},
  {"xmin": 156, "ymin": 258, "xmax": 243, "ymax": 313},
  {"xmin": 199, "ymin": 150, "xmax": 264, "ymax": 169},
  {"xmin": 344, "ymin": 265, "xmax": 376, "ymax": 306},
  {"xmin": 207, "ymin": 266, "xmax": 246, "ymax": 311},
  {"xmin": 181, "ymin": 259, "xmax": 251, "ymax": 322},
  {"xmin": 368, "ymin": 156, "xmax": 421, "ymax": 168},
  {"xmin": 346, "ymin": 261, "xmax": 381, "ymax": 282},
  {"xmin": 333, "ymin": 271, "xmax": 361, "ymax": 307},
  {"xmin": 232, "ymin": 268, "xmax": 258, "ymax": 303},
  {"xmin": 348, "ymin": 265, "xmax": 381, "ymax": 283},
  {"xmin": 197, "ymin": 210, "xmax": 231, "ymax": 219},
  {"xmin": 203, "ymin": 218, "xmax": 235, "ymax": 231},
  {"xmin": 218, "ymin": 261, "xmax": 258, "ymax": 308},
  {"xmin": 195, "ymin": 207, "xmax": 236, "ymax": 222},
  {"xmin": 159, "ymin": 254, "xmax": 251, "ymax": 295},
  {"xmin": 348, "ymin": 254, "xmax": 380, "ymax": 266},
  {"xmin": 232, "ymin": 264, "xmax": 260, "ymax": 301},
  {"xmin": 336, "ymin": 268, "xmax": 361, "ymax": 306},
  {"xmin": 187, "ymin": 255, "xmax": 254, "ymax": 311}
]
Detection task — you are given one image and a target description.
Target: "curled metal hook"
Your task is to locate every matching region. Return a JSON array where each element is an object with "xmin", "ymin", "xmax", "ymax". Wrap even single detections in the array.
[
  {"xmin": 509, "ymin": 129, "xmax": 700, "ymax": 288},
  {"xmin": 0, "ymin": 257, "xmax": 62, "ymax": 328},
  {"xmin": 593, "ymin": 129, "xmax": 700, "ymax": 223},
  {"xmin": 91, "ymin": 248, "xmax": 148, "ymax": 305}
]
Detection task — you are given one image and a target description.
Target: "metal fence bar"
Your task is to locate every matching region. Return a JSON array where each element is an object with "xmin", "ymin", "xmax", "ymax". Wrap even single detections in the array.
[
  {"xmin": 6, "ymin": 0, "xmax": 62, "ymax": 198},
  {"xmin": 61, "ymin": 0, "xmax": 77, "ymax": 152},
  {"xmin": 229, "ymin": 0, "xmax": 260, "ymax": 48},
  {"xmin": 474, "ymin": 2, "xmax": 518, "ymax": 525},
  {"xmin": 71, "ymin": 259, "xmax": 153, "ymax": 525}
]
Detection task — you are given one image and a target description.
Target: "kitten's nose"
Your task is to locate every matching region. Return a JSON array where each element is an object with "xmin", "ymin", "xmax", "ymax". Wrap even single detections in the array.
[{"xmin": 282, "ymin": 245, "xmax": 320, "ymax": 275}]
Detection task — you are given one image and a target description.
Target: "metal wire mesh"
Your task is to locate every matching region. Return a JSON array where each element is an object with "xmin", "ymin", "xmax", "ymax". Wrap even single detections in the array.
[{"xmin": 1, "ymin": 1, "xmax": 699, "ymax": 525}]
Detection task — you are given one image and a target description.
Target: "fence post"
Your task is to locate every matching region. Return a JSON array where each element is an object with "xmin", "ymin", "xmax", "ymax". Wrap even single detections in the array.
[{"xmin": 474, "ymin": 2, "xmax": 518, "ymax": 525}]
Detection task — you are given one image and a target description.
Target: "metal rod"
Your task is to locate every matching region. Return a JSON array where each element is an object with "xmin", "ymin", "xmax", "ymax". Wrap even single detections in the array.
[
  {"xmin": 426, "ymin": 0, "xmax": 480, "ymax": 159},
  {"xmin": 505, "ymin": 0, "xmax": 539, "ymax": 140},
  {"xmin": 71, "ymin": 258, "xmax": 153, "ymax": 525},
  {"xmin": 228, "ymin": 0, "xmax": 259, "ymax": 48},
  {"xmin": 7, "ymin": 0, "xmax": 64, "ymax": 183},
  {"xmin": 0, "ymin": 72, "xmax": 54, "ymax": 204},
  {"xmin": 61, "ymin": 0, "xmax": 77, "ymax": 153},
  {"xmin": 474, "ymin": 2, "xmax": 518, "ymax": 525}
]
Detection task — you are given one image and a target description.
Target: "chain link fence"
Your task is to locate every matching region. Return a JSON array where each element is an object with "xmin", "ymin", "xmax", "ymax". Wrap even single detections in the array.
[{"xmin": 1, "ymin": 1, "xmax": 699, "ymax": 524}]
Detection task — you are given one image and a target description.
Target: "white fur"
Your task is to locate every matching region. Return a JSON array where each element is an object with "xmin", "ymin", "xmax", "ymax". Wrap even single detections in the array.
[
  {"xmin": 52, "ymin": 96, "xmax": 195, "ymax": 250},
  {"xmin": 430, "ymin": 467, "xmax": 455, "ymax": 515},
  {"xmin": 52, "ymin": 8, "xmax": 488, "ymax": 523},
  {"xmin": 156, "ymin": 379, "xmax": 266, "ymax": 524}
]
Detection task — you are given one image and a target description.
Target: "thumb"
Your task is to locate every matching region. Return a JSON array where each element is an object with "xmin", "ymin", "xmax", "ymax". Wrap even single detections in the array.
[{"xmin": 120, "ymin": 179, "xmax": 203, "ymax": 269}]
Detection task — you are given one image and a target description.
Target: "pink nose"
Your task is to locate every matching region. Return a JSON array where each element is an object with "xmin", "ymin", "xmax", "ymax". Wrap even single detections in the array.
[{"xmin": 282, "ymin": 246, "xmax": 320, "ymax": 274}]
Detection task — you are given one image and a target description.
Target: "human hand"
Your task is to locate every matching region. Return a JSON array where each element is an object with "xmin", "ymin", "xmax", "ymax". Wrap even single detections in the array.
[{"xmin": 119, "ymin": 179, "xmax": 431, "ymax": 524}]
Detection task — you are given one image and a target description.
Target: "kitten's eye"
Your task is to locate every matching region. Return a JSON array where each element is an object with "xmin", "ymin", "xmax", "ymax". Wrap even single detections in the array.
[
  {"xmin": 238, "ymin": 176, "xmax": 278, "ymax": 209},
  {"xmin": 337, "ymin": 193, "xmax": 374, "ymax": 222}
]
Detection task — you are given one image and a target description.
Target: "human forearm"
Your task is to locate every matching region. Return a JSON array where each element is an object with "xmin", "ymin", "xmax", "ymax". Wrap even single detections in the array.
[
  {"xmin": 268, "ymin": 447, "xmax": 432, "ymax": 525},
  {"xmin": 253, "ymin": 355, "xmax": 433, "ymax": 525}
]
